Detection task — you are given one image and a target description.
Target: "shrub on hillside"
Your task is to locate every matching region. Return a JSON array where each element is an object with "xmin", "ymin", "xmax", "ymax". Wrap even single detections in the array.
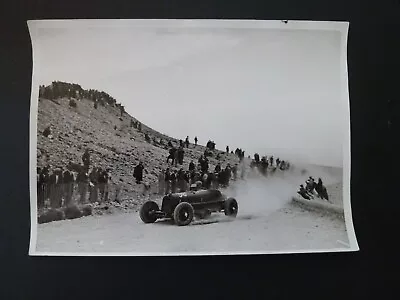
[
  {"xmin": 81, "ymin": 204, "xmax": 93, "ymax": 216},
  {"xmin": 145, "ymin": 133, "xmax": 151, "ymax": 142},
  {"xmin": 42, "ymin": 126, "xmax": 51, "ymax": 137},
  {"xmin": 38, "ymin": 208, "xmax": 65, "ymax": 224},
  {"xmin": 69, "ymin": 98, "xmax": 77, "ymax": 108},
  {"xmin": 63, "ymin": 205, "xmax": 82, "ymax": 219}
]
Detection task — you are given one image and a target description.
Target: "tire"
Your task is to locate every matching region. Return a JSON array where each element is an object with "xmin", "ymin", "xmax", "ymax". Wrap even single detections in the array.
[
  {"xmin": 224, "ymin": 197, "xmax": 238, "ymax": 217},
  {"xmin": 139, "ymin": 201, "xmax": 159, "ymax": 223},
  {"xmin": 173, "ymin": 202, "xmax": 194, "ymax": 226}
]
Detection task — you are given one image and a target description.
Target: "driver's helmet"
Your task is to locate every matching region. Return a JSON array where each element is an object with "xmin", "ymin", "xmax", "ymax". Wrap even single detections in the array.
[{"xmin": 190, "ymin": 181, "xmax": 202, "ymax": 191}]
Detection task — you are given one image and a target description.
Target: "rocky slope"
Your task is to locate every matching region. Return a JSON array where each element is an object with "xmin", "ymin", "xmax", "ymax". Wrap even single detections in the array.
[{"xmin": 36, "ymin": 94, "xmax": 241, "ymax": 214}]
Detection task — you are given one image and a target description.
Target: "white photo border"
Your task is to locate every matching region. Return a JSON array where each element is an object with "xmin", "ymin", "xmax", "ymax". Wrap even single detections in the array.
[{"xmin": 28, "ymin": 19, "xmax": 358, "ymax": 256}]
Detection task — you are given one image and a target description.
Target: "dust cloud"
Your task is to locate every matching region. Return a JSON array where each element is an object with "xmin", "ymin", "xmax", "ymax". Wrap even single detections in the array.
[{"xmin": 222, "ymin": 162, "xmax": 343, "ymax": 218}]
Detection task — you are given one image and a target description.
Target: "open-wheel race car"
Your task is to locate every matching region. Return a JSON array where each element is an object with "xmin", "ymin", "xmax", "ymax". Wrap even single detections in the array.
[{"xmin": 139, "ymin": 189, "xmax": 238, "ymax": 226}]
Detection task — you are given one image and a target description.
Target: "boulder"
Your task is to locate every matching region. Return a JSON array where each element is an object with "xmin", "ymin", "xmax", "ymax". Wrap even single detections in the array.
[
  {"xmin": 81, "ymin": 204, "xmax": 93, "ymax": 216},
  {"xmin": 63, "ymin": 205, "xmax": 82, "ymax": 219}
]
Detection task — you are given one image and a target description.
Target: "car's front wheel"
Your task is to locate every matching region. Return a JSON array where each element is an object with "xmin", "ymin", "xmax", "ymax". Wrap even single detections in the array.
[
  {"xmin": 173, "ymin": 202, "xmax": 194, "ymax": 226},
  {"xmin": 139, "ymin": 201, "xmax": 159, "ymax": 223},
  {"xmin": 224, "ymin": 198, "xmax": 238, "ymax": 217}
]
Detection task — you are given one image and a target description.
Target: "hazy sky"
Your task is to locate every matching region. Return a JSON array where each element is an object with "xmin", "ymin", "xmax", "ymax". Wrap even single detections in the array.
[{"xmin": 32, "ymin": 22, "xmax": 347, "ymax": 167}]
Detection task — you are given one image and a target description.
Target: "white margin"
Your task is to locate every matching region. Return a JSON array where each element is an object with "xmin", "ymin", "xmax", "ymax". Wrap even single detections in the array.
[
  {"xmin": 340, "ymin": 22, "xmax": 359, "ymax": 251},
  {"xmin": 27, "ymin": 19, "xmax": 359, "ymax": 256},
  {"xmin": 28, "ymin": 22, "xmax": 40, "ymax": 255}
]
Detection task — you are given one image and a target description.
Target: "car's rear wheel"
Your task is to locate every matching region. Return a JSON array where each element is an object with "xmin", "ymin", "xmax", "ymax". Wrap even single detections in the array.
[
  {"xmin": 139, "ymin": 201, "xmax": 159, "ymax": 223},
  {"xmin": 224, "ymin": 198, "xmax": 238, "ymax": 217},
  {"xmin": 173, "ymin": 202, "xmax": 194, "ymax": 226}
]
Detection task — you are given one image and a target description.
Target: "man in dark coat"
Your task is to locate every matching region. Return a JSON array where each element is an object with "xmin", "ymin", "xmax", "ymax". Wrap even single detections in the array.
[
  {"xmin": 82, "ymin": 148, "xmax": 90, "ymax": 171},
  {"xmin": 48, "ymin": 170, "xmax": 57, "ymax": 208},
  {"xmin": 315, "ymin": 178, "xmax": 329, "ymax": 201},
  {"xmin": 170, "ymin": 171, "xmax": 177, "ymax": 193},
  {"xmin": 232, "ymin": 164, "xmax": 238, "ymax": 180},
  {"xmin": 177, "ymin": 168, "xmax": 186, "ymax": 192},
  {"xmin": 50, "ymin": 168, "xmax": 63, "ymax": 208},
  {"xmin": 226, "ymin": 146, "xmax": 229, "ymax": 153},
  {"xmin": 164, "ymin": 168, "xmax": 171, "ymax": 194},
  {"xmin": 185, "ymin": 136, "xmax": 189, "ymax": 148},
  {"xmin": 194, "ymin": 136, "xmax": 198, "ymax": 146},
  {"xmin": 201, "ymin": 157, "xmax": 209, "ymax": 174},
  {"xmin": 134, "ymin": 162, "xmax": 144, "ymax": 184},
  {"xmin": 178, "ymin": 146, "xmax": 184, "ymax": 165},
  {"xmin": 89, "ymin": 167, "xmax": 99, "ymax": 203},
  {"xmin": 189, "ymin": 160, "xmax": 195, "ymax": 172},
  {"xmin": 97, "ymin": 169, "xmax": 109, "ymax": 203},
  {"xmin": 223, "ymin": 168, "xmax": 231, "ymax": 187},
  {"xmin": 63, "ymin": 169, "xmax": 74, "ymax": 207},
  {"xmin": 260, "ymin": 158, "xmax": 268, "ymax": 176},
  {"xmin": 37, "ymin": 168, "xmax": 49, "ymax": 208},
  {"xmin": 208, "ymin": 172, "xmax": 217, "ymax": 189},
  {"xmin": 217, "ymin": 170, "xmax": 225, "ymax": 187},
  {"xmin": 76, "ymin": 169, "xmax": 89, "ymax": 203},
  {"xmin": 174, "ymin": 147, "xmax": 179, "ymax": 166},
  {"xmin": 198, "ymin": 155, "xmax": 204, "ymax": 167},
  {"xmin": 167, "ymin": 147, "xmax": 176, "ymax": 165}
]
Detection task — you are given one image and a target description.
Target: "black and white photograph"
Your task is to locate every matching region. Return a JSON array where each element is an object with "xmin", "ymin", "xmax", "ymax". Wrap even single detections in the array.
[{"xmin": 28, "ymin": 19, "xmax": 358, "ymax": 255}]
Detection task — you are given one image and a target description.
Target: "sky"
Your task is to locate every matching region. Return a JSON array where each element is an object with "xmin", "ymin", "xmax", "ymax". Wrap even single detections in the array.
[{"xmin": 32, "ymin": 21, "xmax": 347, "ymax": 167}]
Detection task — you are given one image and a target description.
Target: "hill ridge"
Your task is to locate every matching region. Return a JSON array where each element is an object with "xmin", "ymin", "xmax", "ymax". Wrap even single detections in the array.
[{"xmin": 36, "ymin": 81, "xmax": 241, "ymax": 211}]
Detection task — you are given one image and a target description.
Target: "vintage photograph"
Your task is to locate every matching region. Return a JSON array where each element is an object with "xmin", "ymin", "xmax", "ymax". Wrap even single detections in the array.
[{"xmin": 28, "ymin": 19, "xmax": 358, "ymax": 255}]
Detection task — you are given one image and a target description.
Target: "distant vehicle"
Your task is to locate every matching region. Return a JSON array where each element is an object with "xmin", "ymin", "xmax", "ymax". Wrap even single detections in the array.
[{"xmin": 139, "ymin": 189, "xmax": 238, "ymax": 226}]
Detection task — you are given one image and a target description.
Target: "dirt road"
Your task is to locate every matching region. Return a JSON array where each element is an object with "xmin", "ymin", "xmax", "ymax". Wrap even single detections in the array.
[{"xmin": 35, "ymin": 204, "xmax": 349, "ymax": 254}]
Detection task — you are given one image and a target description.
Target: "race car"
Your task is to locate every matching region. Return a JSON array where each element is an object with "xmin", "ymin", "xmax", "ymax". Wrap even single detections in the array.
[{"xmin": 139, "ymin": 189, "xmax": 238, "ymax": 226}]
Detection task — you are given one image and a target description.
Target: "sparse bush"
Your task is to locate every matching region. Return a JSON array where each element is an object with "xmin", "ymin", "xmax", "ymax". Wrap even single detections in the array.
[
  {"xmin": 145, "ymin": 133, "xmax": 151, "ymax": 142},
  {"xmin": 43, "ymin": 126, "xmax": 51, "ymax": 137},
  {"xmin": 64, "ymin": 205, "xmax": 82, "ymax": 219},
  {"xmin": 69, "ymin": 99, "xmax": 77, "ymax": 108},
  {"xmin": 39, "ymin": 208, "xmax": 65, "ymax": 223},
  {"xmin": 82, "ymin": 204, "xmax": 93, "ymax": 216}
]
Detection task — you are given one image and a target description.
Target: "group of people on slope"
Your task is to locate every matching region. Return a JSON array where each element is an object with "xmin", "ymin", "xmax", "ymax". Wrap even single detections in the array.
[{"xmin": 297, "ymin": 176, "xmax": 329, "ymax": 201}]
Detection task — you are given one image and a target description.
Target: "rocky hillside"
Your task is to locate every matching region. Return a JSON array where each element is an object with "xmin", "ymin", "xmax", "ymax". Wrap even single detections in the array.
[{"xmin": 36, "ymin": 90, "xmax": 241, "ymax": 210}]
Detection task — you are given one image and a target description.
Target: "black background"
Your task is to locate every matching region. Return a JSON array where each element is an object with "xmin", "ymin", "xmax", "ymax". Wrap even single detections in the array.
[{"xmin": 1, "ymin": 1, "xmax": 398, "ymax": 299}]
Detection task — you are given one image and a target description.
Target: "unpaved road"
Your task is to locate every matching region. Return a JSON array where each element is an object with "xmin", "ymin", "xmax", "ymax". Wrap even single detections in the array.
[
  {"xmin": 35, "ymin": 205, "xmax": 349, "ymax": 254},
  {"xmin": 34, "ymin": 166, "xmax": 351, "ymax": 255}
]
